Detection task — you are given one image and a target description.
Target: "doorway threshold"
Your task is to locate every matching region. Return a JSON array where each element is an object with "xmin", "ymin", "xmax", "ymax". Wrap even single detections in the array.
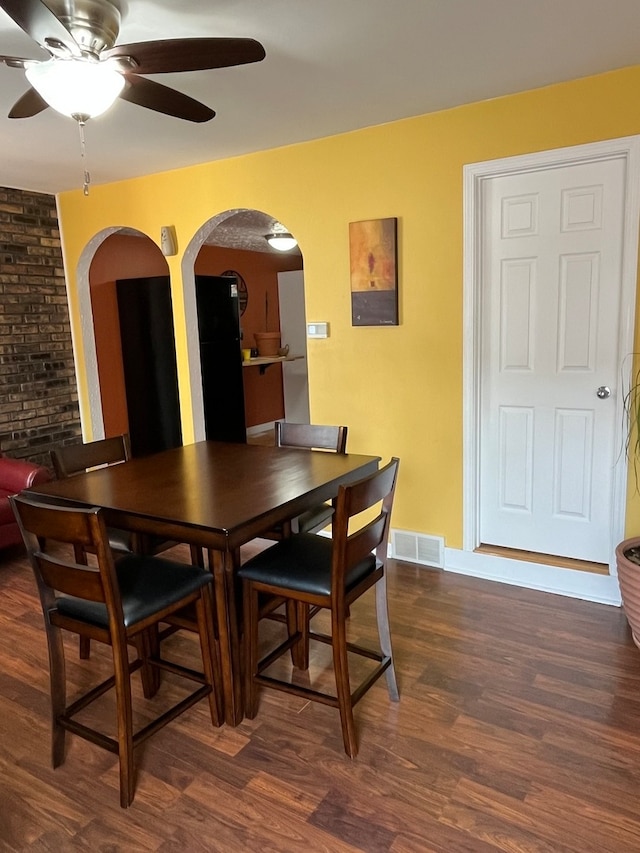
[{"xmin": 475, "ymin": 544, "xmax": 608, "ymax": 576}]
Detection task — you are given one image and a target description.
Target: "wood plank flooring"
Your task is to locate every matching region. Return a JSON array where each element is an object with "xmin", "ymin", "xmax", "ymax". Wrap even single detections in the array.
[{"xmin": 2, "ymin": 541, "xmax": 640, "ymax": 851}]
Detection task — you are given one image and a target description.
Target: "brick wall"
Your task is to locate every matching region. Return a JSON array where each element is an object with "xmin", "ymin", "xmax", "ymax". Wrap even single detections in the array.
[{"xmin": 0, "ymin": 186, "xmax": 81, "ymax": 467}]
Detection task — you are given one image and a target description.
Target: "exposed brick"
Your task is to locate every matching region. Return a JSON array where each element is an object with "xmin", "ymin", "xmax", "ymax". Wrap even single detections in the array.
[{"xmin": 0, "ymin": 187, "xmax": 80, "ymax": 467}]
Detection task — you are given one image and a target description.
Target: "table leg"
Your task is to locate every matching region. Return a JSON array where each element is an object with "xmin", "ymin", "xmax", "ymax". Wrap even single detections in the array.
[{"xmin": 209, "ymin": 547, "xmax": 244, "ymax": 725}]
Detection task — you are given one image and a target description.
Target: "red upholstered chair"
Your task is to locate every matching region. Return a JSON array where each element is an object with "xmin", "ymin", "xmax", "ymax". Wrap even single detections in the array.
[{"xmin": 0, "ymin": 454, "xmax": 51, "ymax": 550}]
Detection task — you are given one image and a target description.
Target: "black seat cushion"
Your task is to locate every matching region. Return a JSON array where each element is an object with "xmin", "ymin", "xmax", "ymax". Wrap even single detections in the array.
[
  {"xmin": 106, "ymin": 525, "xmax": 134, "ymax": 554},
  {"xmin": 56, "ymin": 555, "xmax": 212, "ymax": 628},
  {"xmin": 297, "ymin": 503, "xmax": 334, "ymax": 534},
  {"xmin": 105, "ymin": 528, "xmax": 173, "ymax": 555},
  {"xmin": 238, "ymin": 533, "xmax": 377, "ymax": 597}
]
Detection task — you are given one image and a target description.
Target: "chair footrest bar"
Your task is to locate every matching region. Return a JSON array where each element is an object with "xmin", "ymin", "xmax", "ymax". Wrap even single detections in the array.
[
  {"xmin": 133, "ymin": 686, "xmax": 212, "ymax": 747},
  {"xmin": 65, "ymin": 674, "xmax": 117, "ymax": 717},
  {"xmin": 60, "ymin": 685, "xmax": 213, "ymax": 754},
  {"xmin": 256, "ymin": 632, "xmax": 302, "ymax": 674},
  {"xmin": 158, "ymin": 624, "xmax": 181, "ymax": 641},
  {"xmin": 308, "ymin": 630, "xmax": 385, "ymax": 662},
  {"xmin": 256, "ymin": 673, "xmax": 340, "ymax": 708},
  {"xmin": 350, "ymin": 658, "xmax": 391, "ymax": 706},
  {"xmin": 151, "ymin": 656, "xmax": 208, "ymax": 685},
  {"xmin": 65, "ymin": 655, "xmax": 144, "ymax": 717},
  {"xmin": 58, "ymin": 715, "xmax": 119, "ymax": 754}
]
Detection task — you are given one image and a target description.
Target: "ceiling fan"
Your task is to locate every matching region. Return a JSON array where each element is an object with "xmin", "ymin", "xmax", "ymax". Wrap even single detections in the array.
[{"xmin": 0, "ymin": 0, "xmax": 266, "ymax": 123}]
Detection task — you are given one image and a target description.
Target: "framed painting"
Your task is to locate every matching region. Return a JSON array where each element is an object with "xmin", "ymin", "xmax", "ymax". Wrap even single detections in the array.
[{"xmin": 349, "ymin": 217, "xmax": 398, "ymax": 326}]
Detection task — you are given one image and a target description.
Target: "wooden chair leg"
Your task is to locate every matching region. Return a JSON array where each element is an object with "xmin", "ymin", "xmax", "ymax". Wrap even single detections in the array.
[
  {"xmin": 332, "ymin": 609, "xmax": 358, "ymax": 758},
  {"xmin": 243, "ymin": 581, "xmax": 259, "ymax": 719},
  {"xmin": 112, "ymin": 638, "xmax": 136, "ymax": 808},
  {"xmin": 195, "ymin": 588, "xmax": 223, "ymax": 727},
  {"xmin": 79, "ymin": 636, "xmax": 91, "ymax": 659},
  {"xmin": 190, "ymin": 544, "xmax": 205, "ymax": 568},
  {"xmin": 136, "ymin": 627, "xmax": 160, "ymax": 699},
  {"xmin": 47, "ymin": 622, "xmax": 67, "ymax": 768},
  {"xmin": 291, "ymin": 601, "xmax": 310, "ymax": 669},
  {"xmin": 375, "ymin": 574, "xmax": 399, "ymax": 701}
]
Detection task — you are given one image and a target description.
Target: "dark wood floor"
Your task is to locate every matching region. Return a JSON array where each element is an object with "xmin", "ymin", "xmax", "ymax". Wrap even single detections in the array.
[{"xmin": 2, "ymin": 541, "xmax": 640, "ymax": 852}]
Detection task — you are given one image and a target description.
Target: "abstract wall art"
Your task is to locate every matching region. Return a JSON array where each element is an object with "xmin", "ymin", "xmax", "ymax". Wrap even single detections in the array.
[{"xmin": 349, "ymin": 217, "xmax": 398, "ymax": 326}]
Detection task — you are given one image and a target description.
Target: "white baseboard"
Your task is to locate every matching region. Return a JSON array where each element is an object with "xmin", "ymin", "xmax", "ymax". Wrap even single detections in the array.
[
  {"xmin": 246, "ymin": 421, "xmax": 276, "ymax": 437},
  {"xmin": 444, "ymin": 546, "xmax": 622, "ymax": 607},
  {"xmin": 330, "ymin": 525, "xmax": 621, "ymax": 607}
]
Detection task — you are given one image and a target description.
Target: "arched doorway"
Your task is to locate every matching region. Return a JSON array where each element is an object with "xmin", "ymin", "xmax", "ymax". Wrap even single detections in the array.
[
  {"xmin": 184, "ymin": 209, "xmax": 307, "ymax": 442},
  {"xmin": 84, "ymin": 229, "xmax": 182, "ymax": 454}
]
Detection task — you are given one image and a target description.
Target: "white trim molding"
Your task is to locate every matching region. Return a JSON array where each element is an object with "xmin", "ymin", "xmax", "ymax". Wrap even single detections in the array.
[
  {"xmin": 463, "ymin": 136, "xmax": 640, "ymax": 578},
  {"xmin": 445, "ymin": 547, "xmax": 622, "ymax": 606}
]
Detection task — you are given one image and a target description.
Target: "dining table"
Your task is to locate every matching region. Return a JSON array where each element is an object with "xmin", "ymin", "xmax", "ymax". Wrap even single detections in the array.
[{"xmin": 26, "ymin": 440, "xmax": 380, "ymax": 725}]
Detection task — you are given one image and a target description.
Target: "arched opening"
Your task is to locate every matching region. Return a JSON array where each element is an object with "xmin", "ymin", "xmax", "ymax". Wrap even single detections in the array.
[
  {"xmin": 184, "ymin": 209, "xmax": 306, "ymax": 443},
  {"xmin": 79, "ymin": 229, "xmax": 182, "ymax": 454}
]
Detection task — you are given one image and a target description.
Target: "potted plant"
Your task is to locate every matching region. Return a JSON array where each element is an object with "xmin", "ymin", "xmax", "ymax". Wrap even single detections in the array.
[{"xmin": 616, "ymin": 356, "xmax": 640, "ymax": 648}]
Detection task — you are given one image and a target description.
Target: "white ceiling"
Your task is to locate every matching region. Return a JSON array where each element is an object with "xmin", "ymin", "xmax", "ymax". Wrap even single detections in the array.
[{"xmin": 2, "ymin": 0, "xmax": 640, "ymax": 196}]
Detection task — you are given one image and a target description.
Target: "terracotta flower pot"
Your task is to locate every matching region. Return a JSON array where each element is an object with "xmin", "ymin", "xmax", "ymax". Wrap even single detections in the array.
[
  {"xmin": 615, "ymin": 537, "xmax": 640, "ymax": 648},
  {"xmin": 254, "ymin": 331, "xmax": 281, "ymax": 357}
]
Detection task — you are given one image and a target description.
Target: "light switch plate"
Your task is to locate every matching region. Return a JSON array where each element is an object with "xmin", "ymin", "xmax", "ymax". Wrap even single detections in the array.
[{"xmin": 307, "ymin": 322, "xmax": 329, "ymax": 339}]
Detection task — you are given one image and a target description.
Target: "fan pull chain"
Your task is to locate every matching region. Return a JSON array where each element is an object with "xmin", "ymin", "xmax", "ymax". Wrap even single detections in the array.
[{"xmin": 77, "ymin": 119, "xmax": 91, "ymax": 196}]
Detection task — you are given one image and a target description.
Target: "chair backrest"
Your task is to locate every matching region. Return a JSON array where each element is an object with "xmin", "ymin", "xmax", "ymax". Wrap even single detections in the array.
[
  {"xmin": 331, "ymin": 458, "xmax": 400, "ymax": 595},
  {"xmin": 51, "ymin": 435, "xmax": 131, "ymax": 480},
  {"xmin": 275, "ymin": 421, "xmax": 348, "ymax": 454},
  {"xmin": 8, "ymin": 494, "xmax": 124, "ymax": 631}
]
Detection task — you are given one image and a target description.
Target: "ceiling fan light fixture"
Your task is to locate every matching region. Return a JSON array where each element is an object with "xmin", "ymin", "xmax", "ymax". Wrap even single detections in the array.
[
  {"xmin": 25, "ymin": 58, "xmax": 124, "ymax": 120},
  {"xmin": 265, "ymin": 232, "xmax": 298, "ymax": 251}
]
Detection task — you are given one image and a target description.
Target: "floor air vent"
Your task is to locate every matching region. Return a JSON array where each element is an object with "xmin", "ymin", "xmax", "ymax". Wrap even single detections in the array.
[{"xmin": 391, "ymin": 530, "xmax": 444, "ymax": 568}]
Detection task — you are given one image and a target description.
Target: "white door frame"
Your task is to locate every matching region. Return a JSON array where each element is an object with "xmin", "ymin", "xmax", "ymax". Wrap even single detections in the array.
[
  {"xmin": 460, "ymin": 136, "xmax": 640, "ymax": 599},
  {"xmin": 277, "ymin": 270, "xmax": 310, "ymax": 424}
]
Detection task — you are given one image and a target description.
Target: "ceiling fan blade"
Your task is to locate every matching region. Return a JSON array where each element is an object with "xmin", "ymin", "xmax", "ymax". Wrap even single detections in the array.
[
  {"xmin": 0, "ymin": 54, "xmax": 32, "ymax": 68},
  {"xmin": 104, "ymin": 37, "xmax": 265, "ymax": 75},
  {"xmin": 8, "ymin": 86, "xmax": 48, "ymax": 118},
  {"xmin": 120, "ymin": 75, "xmax": 215, "ymax": 123},
  {"xmin": 0, "ymin": 0, "xmax": 80, "ymax": 56}
]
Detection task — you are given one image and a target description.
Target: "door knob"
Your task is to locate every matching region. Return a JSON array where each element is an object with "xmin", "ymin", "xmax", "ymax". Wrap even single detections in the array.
[{"xmin": 596, "ymin": 386, "xmax": 611, "ymax": 399}]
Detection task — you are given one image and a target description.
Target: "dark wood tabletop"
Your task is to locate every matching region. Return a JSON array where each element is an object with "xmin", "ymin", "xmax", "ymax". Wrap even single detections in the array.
[
  {"xmin": 28, "ymin": 440, "xmax": 379, "ymax": 546},
  {"xmin": 27, "ymin": 440, "xmax": 380, "ymax": 724}
]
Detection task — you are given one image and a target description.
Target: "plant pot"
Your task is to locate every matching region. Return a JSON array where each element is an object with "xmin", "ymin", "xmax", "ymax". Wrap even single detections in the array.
[
  {"xmin": 615, "ymin": 537, "xmax": 640, "ymax": 648},
  {"xmin": 254, "ymin": 331, "xmax": 281, "ymax": 357}
]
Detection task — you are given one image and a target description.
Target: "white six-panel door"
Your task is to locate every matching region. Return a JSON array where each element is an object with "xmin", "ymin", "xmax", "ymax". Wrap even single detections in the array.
[{"xmin": 479, "ymin": 157, "xmax": 626, "ymax": 563}]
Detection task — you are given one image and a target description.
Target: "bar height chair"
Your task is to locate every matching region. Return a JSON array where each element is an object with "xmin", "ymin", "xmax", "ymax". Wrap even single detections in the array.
[
  {"xmin": 274, "ymin": 421, "xmax": 348, "ymax": 534},
  {"xmin": 51, "ymin": 435, "xmax": 203, "ymax": 664},
  {"xmin": 260, "ymin": 422, "xmax": 349, "ymax": 662},
  {"xmin": 239, "ymin": 457, "xmax": 400, "ymax": 758},
  {"xmin": 51, "ymin": 435, "xmax": 137, "ymax": 558},
  {"xmin": 50, "ymin": 434, "xmax": 195, "ymax": 562},
  {"xmin": 10, "ymin": 494, "xmax": 222, "ymax": 808}
]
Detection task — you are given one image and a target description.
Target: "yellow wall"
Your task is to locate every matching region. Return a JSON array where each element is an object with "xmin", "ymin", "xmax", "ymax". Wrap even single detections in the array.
[{"xmin": 56, "ymin": 65, "xmax": 640, "ymax": 548}]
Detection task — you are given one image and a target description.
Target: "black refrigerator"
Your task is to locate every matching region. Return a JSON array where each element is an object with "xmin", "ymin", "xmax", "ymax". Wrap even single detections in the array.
[
  {"xmin": 195, "ymin": 275, "xmax": 246, "ymax": 443},
  {"xmin": 116, "ymin": 275, "xmax": 182, "ymax": 457}
]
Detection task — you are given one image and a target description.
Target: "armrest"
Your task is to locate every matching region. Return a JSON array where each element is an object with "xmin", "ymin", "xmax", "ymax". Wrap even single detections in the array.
[{"xmin": 0, "ymin": 455, "xmax": 52, "ymax": 493}]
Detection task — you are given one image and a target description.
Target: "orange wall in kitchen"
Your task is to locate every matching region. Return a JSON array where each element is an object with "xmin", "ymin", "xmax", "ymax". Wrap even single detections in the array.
[{"xmin": 90, "ymin": 233, "xmax": 168, "ymax": 437}]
